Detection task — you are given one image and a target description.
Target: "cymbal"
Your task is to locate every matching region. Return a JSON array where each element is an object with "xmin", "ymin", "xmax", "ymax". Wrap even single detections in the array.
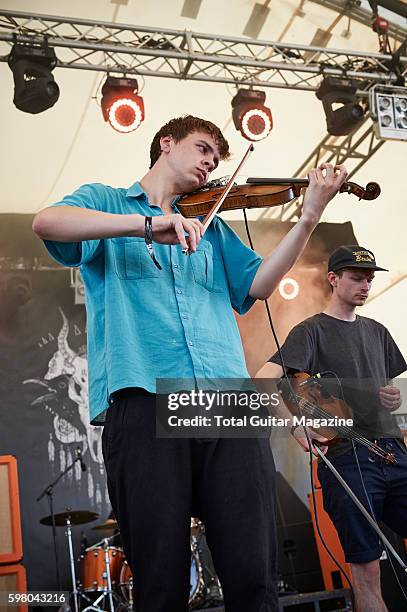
[
  {"xmin": 40, "ymin": 510, "xmax": 99, "ymax": 526},
  {"xmin": 92, "ymin": 519, "xmax": 119, "ymax": 532}
]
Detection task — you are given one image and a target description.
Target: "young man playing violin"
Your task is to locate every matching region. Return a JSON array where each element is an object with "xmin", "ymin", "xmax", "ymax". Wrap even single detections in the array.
[
  {"xmin": 33, "ymin": 115, "xmax": 348, "ymax": 612},
  {"xmin": 257, "ymin": 245, "xmax": 407, "ymax": 612}
]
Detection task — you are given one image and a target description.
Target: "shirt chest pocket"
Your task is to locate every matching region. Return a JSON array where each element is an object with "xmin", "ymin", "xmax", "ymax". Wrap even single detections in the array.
[
  {"xmin": 111, "ymin": 237, "xmax": 160, "ymax": 280},
  {"xmin": 189, "ymin": 240, "xmax": 224, "ymax": 293}
]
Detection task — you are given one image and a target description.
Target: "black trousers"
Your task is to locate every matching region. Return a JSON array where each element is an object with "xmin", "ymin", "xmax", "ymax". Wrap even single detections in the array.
[{"xmin": 102, "ymin": 389, "xmax": 278, "ymax": 612}]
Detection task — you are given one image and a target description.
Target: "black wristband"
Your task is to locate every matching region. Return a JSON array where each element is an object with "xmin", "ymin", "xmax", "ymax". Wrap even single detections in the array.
[
  {"xmin": 145, "ymin": 215, "xmax": 153, "ymax": 242},
  {"xmin": 144, "ymin": 216, "xmax": 162, "ymax": 270}
]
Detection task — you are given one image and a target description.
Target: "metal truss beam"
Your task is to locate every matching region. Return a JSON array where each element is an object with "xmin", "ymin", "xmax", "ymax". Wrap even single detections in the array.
[
  {"xmin": 0, "ymin": 9, "xmax": 406, "ymax": 92},
  {"xmin": 258, "ymin": 117, "xmax": 385, "ymax": 221},
  {"xmin": 308, "ymin": 0, "xmax": 407, "ymax": 43}
]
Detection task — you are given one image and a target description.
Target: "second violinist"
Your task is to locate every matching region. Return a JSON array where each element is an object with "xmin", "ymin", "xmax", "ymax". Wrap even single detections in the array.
[
  {"xmin": 32, "ymin": 114, "xmax": 348, "ymax": 612},
  {"xmin": 257, "ymin": 245, "xmax": 407, "ymax": 612}
]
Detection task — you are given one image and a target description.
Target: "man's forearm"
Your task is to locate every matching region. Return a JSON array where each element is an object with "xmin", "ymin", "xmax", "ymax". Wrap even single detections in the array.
[
  {"xmin": 32, "ymin": 206, "xmax": 145, "ymax": 242},
  {"xmin": 249, "ymin": 215, "xmax": 317, "ymax": 299}
]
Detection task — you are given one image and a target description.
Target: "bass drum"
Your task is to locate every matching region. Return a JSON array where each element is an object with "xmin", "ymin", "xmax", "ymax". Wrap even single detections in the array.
[{"xmin": 119, "ymin": 552, "xmax": 204, "ymax": 606}]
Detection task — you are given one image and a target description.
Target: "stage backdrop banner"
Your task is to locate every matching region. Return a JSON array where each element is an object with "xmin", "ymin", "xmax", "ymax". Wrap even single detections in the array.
[
  {"xmin": 0, "ymin": 262, "xmax": 110, "ymax": 592},
  {"xmin": 0, "ymin": 214, "xmax": 357, "ymax": 591}
]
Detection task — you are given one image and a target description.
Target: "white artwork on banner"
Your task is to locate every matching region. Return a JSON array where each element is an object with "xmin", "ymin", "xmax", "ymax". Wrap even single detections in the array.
[{"xmin": 23, "ymin": 307, "xmax": 109, "ymax": 507}]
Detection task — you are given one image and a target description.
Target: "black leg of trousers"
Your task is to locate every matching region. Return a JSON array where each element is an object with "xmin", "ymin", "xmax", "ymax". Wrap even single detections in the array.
[
  {"xmin": 102, "ymin": 392, "xmax": 278, "ymax": 612},
  {"xmin": 102, "ymin": 392, "xmax": 192, "ymax": 612},
  {"xmin": 195, "ymin": 438, "xmax": 278, "ymax": 612}
]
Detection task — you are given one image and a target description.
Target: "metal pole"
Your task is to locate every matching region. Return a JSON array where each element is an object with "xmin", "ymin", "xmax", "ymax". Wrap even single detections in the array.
[{"xmin": 65, "ymin": 519, "xmax": 80, "ymax": 612}]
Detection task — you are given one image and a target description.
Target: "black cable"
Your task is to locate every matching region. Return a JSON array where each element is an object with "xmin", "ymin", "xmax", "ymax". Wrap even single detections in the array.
[{"xmin": 241, "ymin": 209, "xmax": 355, "ymax": 605}]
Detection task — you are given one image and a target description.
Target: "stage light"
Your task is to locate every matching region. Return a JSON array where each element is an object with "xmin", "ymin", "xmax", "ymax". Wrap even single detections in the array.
[
  {"xmin": 231, "ymin": 89, "xmax": 273, "ymax": 142},
  {"xmin": 101, "ymin": 77, "xmax": 144, "ymax": 133},
  {"xmin": 279, "ymin": 278, "xmax": 299, "ymax": 301},
  {"xmin": 316, "ymin": 77, "xmax": 365, "ymax": 136},
  {"xmin": 369, "ymin": 84, "xmax": 407, "ymax": 141},
  {"xmin": 7, "ymin": 44, "xmax": 59, "ymax": 114}
]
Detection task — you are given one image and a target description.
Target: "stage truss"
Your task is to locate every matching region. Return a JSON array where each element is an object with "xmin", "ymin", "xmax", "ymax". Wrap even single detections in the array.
[
  {"xmin": 0, "ymin": 9, "xmax": 406, "ymax": 92},
  {"xmin": 0, "ymin": 9, "xmax": 405, "ymax": 220}
]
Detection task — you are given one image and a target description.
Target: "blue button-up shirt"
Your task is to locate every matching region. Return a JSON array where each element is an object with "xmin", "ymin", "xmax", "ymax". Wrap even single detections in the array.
[{"xmin": 43, "ymin": 182, "xmax": 262, "ymax": 423}]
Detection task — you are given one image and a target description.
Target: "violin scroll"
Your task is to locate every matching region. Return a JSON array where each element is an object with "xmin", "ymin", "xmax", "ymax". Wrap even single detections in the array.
[{"xmin": 340, "ymin": 181, "xmax": 381, "ymax": 201}]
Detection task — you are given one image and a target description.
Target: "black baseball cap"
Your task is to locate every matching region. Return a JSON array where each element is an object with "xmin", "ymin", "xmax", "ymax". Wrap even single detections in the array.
[{"xmin": 328, "ymin": 245, "xmax": 388, "ymax": 273}]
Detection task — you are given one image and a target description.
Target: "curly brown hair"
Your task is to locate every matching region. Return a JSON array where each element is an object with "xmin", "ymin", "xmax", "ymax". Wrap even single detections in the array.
[{"xmin": 149, "ymin": 115, "xmax": 230, "ymax": 168}]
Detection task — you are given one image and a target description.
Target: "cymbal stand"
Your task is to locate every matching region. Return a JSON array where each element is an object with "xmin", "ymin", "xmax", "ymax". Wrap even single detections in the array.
[
  {"xmin": 36, "ymin": 453, "xmax": 85, "ymax": 590},
  {"xmin": 104, "ymin": 539, "xmax": 114, "ymax": 612},
  {"xmin": 86, "ymin": 533, "xmax": 116, "ymax": 551},
  {"xmin": 65, "ymin": 518, "xmax": 79, "ymax": 612},
  {"xmin": 64, "ymin": 526, "xmax": 116, "ymax": 612},
  {"xmin": 81, "ymin": 538, "xmax": 121, "ymax": 612}
]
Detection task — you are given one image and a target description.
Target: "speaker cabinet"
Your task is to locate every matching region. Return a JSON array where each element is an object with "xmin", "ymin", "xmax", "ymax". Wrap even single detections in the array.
[
  {"xmin": 0, "ymin": 564, "xmax": 27, "ymax": 612},
  {"xmin": 0, "ymin": 456, "xmax": 23, "ymax": 564},
  {"xmin": 276, "ymin": 472, "xmax": 324, "ymax": 593}
]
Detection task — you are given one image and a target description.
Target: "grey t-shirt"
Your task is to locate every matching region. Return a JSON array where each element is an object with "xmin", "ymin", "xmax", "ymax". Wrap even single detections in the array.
[{"xmin": 269, "ymin": 313, "xmax": 407, "ymax": 457}]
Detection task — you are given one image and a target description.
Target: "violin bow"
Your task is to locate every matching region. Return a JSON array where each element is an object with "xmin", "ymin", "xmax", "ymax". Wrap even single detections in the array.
[{"xmin": 183, "ymin": 143, "xmax": 254, "ymax": 254}]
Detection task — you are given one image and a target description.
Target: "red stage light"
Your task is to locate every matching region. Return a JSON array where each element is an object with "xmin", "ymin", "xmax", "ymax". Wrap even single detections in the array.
[
  {"xmin": 232, "ymin": 89, "xmax": 273, "ymax": 142},
  {"xmin": 101, "ymin": 77, "xmax": 144, "ymax": 133}
]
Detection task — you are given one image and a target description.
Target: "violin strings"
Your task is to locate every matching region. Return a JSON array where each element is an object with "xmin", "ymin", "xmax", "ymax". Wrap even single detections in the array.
[
  {"xmin": 292, "ymin": 393, "xmax": 391, "ymax": 460},
  {"xmin": 295, "ymin": 394, "xmax": 385, "ymax": 450},
  {"xmin": 297, "ymin": 399, "xmax": 389, "ymax": 459}
]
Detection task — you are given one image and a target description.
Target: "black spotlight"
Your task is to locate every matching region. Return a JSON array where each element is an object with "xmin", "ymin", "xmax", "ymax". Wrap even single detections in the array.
[
  {"xmin": 231, "ymin": 89, "xmax": 273, "ymax": 141},
  {"xmin": 101, "ymin": 77, "xmax": 145, "ymax": 133},
  {"xmin": 316, "ymin": 77, "xmax": 365, "ymax": 136},
  {"xmin": 8, "ymin": 44, "xmax": 59, "ymax": 114}
]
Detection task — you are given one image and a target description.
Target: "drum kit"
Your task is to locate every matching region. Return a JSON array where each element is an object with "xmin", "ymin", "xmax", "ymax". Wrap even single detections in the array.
[{"xmin": 39, "ymin": 510, "xmax": 223, "ymax": 611}]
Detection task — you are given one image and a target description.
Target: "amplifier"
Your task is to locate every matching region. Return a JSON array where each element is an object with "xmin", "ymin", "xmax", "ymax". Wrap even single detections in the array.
[
  {"xmin": 0, "ymin": 455, "xmax": 23, "ymax": 565},
  {"xmin": 0, "ymin": 564, "xmax": 27, "ymax": 612}
]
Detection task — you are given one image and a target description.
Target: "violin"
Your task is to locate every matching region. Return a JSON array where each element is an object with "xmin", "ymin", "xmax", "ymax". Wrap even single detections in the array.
[
  {"xmin": 279, "ymin": 372, "xmax": 396, "ymax": 464},
  {"xmin": 178, "ymin": 176, "xmax": 381, "ymax": 218}
]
